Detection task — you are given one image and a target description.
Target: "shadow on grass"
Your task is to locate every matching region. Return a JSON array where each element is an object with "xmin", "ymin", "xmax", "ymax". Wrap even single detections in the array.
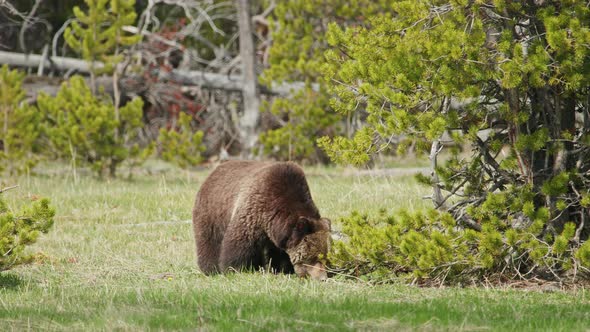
[{"xmin": 0, "ymin": 273, "xmax": 23, "ymax": 290}]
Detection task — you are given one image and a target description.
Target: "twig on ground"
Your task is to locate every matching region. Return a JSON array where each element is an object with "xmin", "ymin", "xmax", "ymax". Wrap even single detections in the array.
[{"xmin": 0, "ymin": 185, "xmax": 19, "ymax": 193}]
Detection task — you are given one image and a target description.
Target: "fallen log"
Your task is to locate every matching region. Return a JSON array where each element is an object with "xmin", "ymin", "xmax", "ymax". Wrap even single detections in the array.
[
  {"xmin": 0, "ymin": 50, "xmax": 318, "ymax": 96},
  {"xmin": 0, "ymin": 50, "xmax": 102, "ymax": 74}
]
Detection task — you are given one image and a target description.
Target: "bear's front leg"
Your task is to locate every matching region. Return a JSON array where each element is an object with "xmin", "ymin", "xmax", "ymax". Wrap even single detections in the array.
[
  {"xmin": 266, "ymin": 245, "xmax": 295, "ymax": 274},
  {"xmin": 219, "ymin": 221, "xmax": 266, "ymax": 273}
]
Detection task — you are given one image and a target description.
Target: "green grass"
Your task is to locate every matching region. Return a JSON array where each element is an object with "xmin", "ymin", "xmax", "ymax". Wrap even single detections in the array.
[{"xmin": 1, "ymin": 164, "xmax": 589, "ymax": 331}]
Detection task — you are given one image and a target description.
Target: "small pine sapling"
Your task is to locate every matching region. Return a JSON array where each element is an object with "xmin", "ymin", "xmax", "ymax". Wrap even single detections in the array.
[
  {"xmin": 37, "ymin": 76, "xmax": 149, "ymax": 177},
  {"xmin": 64, "ymin": 0, "xmax": 141, "ymax": 139},
  {"xmin": 0, "ymin": 186, "xmax": 55, "ymax": 272},
  {"xmin": 0, "ymin": 65, "xmax": 41, "ymax": 174},
  {"xmin": 64, "ymin": 0, "xmax": 141, "ymax": 94}
]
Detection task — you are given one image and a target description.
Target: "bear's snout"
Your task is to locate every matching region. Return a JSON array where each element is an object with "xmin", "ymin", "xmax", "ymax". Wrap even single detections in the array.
[
  {"xmin": 295, "ymin": 262, "xmax": 328, "ymax": 281},
  {"xmin": 309, "ymin": 262, "xmax": 328, "ymax": 281}
]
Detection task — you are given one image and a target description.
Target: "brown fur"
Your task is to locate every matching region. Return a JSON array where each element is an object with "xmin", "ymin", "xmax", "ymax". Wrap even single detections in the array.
[{"xmin": 192, "ymin": 160, "xmax": 331, "ymax": 279}]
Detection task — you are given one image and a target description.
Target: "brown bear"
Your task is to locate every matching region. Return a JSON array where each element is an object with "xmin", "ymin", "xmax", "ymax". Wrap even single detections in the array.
[{"xmin": 192, "ymin": 160, "xmax": 331, "ymax": 280}]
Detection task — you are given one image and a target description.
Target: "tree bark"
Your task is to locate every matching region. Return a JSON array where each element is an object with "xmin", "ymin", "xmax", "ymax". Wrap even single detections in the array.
[
  {"xmin": 430, "ymin": 139, "xmax": 445, "ymax": 209},
  {"xmin": 236, "ymin": 0, "xmax": 260, "ymax": 157}
]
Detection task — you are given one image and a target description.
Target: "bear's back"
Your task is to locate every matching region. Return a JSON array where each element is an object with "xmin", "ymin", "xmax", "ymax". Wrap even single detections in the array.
[{"xmin": 194, "ymin": 160, "xmax": 318, "ymax": 226}]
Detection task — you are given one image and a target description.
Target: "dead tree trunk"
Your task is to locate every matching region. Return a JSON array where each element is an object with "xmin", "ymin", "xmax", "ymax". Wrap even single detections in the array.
[{"xmin": 236, "ymin": 0, "xmax": 260, "ymax": 158}]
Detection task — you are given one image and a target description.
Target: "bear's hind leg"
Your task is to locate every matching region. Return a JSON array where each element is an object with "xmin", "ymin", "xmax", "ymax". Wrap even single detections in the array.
[
  {"xmin": 193, "ymin": 215, "xmax": 222, "ymax": 274},
  {"xmin": 196, "ymin": 243, "xmax": 221, "ymax": 275}
]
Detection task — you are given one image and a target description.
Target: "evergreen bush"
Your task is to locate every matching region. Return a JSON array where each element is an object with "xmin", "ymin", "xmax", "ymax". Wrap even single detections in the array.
[
  {"xmin": 0, "ymin": 188, "xmax": 55, "ymax": 272},
  {"xmin": 158, "ymin": 112, "xmax": 206, "ymax": 169},
  {"xmin": 0, "ymin": 65, "xmax": 41, "ymax": 174},
  {"xmin": 331, "ymin": 205, "xmax": 590, "ymax": 284},
  {"xmin": 261, "ymin": 1, "xmax": 396, "ymax": 161},
  {"xmin": 64, "ymin": 0, "xmax": 140, "ymax": 91},
  {"xmin": 322, "ymin": 1, "xmax": 590, "ymax": 282},
  {"xmin": 259, "ymin": 89, "xmax": 338, "ymax": 162},
  {"xmin": 36, "ymin": 76, "xmax": 149, "ymax": 177}
]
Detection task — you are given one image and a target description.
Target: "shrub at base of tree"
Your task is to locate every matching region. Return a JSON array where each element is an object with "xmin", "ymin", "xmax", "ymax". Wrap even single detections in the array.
[
  {"xmin": 0, "ymin": 189, "xmax": 55, "ymax": 272},
  {"xmin": 330, "ymin": 204, "xmax": 590, "ymax": 285},
  {"xmin": 322, "ymin": 1, "xmax": 590, "ymax": 283}
]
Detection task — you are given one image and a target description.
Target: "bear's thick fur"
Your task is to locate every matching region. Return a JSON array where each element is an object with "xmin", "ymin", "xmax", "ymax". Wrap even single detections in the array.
[{"xmin": 192, "ymin": 160, "xmax": 331, "ymax": 280}]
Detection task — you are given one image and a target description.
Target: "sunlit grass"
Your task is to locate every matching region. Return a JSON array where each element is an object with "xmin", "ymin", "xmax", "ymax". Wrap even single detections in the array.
[{"xmin": 1, "ymin": 162, "xmax": 589, "ymax": 331}]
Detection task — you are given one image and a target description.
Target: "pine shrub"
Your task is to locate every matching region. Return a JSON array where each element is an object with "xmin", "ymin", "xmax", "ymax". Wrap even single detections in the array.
[
  {"xmin": 36, "ymin": 76, "xmax": 149, "ymax": 177},
  {"xmin": 259, "ymin": 89, "xmax": 338, "ymax": 162},
  {"xmin": 158, "ymin": 112, "xmax": 205, "ymax": 169},
  {"xmin": 64, "ymin": 0, "xmax": 140, "ymax": 88},
  {"xmin": 259, "ymin": 1, "xmax": 396, "ymax": 162},
  {"xmin": 0, "ymin": 65, "xmax": 41, "ymax": 174},
  {"xmin": 0, "ymin": 189, "xmax": 55, "ymax": 272},
  {"xmin": 331, "ymin": 191, "xmax": 590, "ymax": 284},
  {"xmin": 320, "ymin": 1, "xmax": 590, "ymax": 284}
]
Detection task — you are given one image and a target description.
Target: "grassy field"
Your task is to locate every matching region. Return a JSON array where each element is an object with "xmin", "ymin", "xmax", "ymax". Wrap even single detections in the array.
[{"xmin": 1, "ymin": 162, "xmax": 590, "ymax": 331}]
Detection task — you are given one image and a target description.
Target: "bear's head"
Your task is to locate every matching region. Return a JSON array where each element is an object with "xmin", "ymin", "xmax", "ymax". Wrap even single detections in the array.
[{"xmin": 285, "ymin": 217, "xmax": 331, "ymax": 281}]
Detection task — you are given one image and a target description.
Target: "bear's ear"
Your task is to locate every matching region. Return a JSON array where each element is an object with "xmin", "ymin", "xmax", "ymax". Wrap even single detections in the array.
[{"xmin": 295, "ymin": 216, "xmax": 313, "ymax": 235}]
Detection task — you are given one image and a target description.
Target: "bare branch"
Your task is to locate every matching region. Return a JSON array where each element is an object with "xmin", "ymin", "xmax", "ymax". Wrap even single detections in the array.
[
  {"xmin": 18, "ymin": 0, "xmax": 41, "ymax": 53},
  {"xmin": 0, "ymin": 0, "xmax": 27, "ymax": 20},
  {"xmin": 0, "ymin": 185, "xmax": 19, "ymax": 193},
  {"xmin": 52, "ymin": 18, "xmax": 75, "ymax": 58}
]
